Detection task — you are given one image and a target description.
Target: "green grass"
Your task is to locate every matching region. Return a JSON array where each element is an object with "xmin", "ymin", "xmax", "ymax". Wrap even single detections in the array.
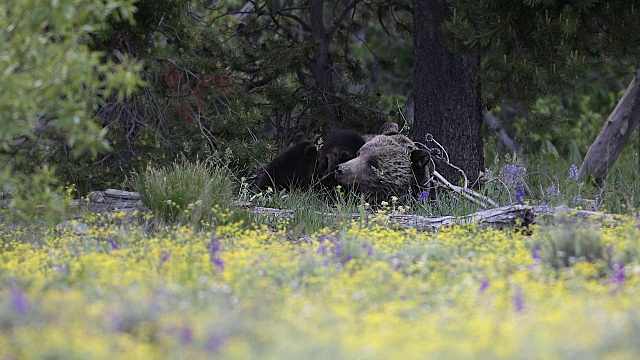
[
  {"xmin": 133, "ymin": 158, "xmax": 235, "ymax": 225},
  {"xmin": 2, "ymin": 155, "xmax": 640, "ymax": 358}
]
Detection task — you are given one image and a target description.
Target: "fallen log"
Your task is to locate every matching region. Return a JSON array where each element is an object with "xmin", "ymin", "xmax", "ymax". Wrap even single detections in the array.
[
  {"xmin": 242, "ymin": 204, "xmax": 536, "ymax": 230},
  {"xmin": 49, "ymin": 189, "xmax": 621, "ymax": 231}
]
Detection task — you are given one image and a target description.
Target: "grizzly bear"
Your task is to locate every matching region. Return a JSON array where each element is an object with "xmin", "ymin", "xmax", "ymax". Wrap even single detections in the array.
[
  {"xmin": 334, "ymin": 133, "xmax": 431, "ymax": 199},
  {"xmin": 253, "ymin": 130, "xmax": 366, "ymax": 191}
]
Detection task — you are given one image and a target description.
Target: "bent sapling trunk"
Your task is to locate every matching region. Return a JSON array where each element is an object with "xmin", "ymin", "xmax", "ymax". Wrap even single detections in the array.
[{"xmin": 579, "ymin": 70, "xmax": 640, "ymax": 182}]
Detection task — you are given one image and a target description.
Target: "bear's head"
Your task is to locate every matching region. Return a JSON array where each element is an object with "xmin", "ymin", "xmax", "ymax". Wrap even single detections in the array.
[{"xmin": 334, "ymin": 134, "xmax": 430, "ymax": 199}]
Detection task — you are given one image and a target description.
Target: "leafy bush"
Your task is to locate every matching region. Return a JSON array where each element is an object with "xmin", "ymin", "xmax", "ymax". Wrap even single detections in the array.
[
  {"xmin": 133, "ymin": 159, "xmax": 235, "ymax": 224},
  {"xmin": 0, "ymin": 0, "xmax": 142, "ymax": 220},
  {"xmin": 538, "ymin": 224, "xmax": 606, "ymax": 271}
]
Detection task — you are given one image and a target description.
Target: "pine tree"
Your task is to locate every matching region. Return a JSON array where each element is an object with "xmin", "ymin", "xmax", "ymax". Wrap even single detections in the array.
[
  {"xmin": 445, "ymin": 0, "xmax": 639, "ymax": 106},
  {"xmin": 442, "ymin": 0, "xmax": 640, "ymax": 181}
]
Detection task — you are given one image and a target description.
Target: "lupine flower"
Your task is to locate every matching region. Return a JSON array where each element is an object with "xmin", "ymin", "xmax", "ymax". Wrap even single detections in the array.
[
  {"xmin": 417, "ymin": 190, "xmax": 429, "ymax": 202},
  {"xmin": 332, "ymin": 243, "xmax": 343, "ymax": 259},
  {"xmin": 158, "ymin": 251, "xmax": 170, "ymax": 270},
  {"xmin": 204, "ymin": 331, "xmax": 228, "ymax": 353},
  {"xmin": 531, "ymin": 247, "xmax": 542, "ymax": 264},
  {"xmin": 479, "ymin": 279, "xmax": 490, "ymax": 293},
  {"xmin": 539, "ymin": 203, "xmax": 550, "ymax": 214},
  {"xmin": 209, "ymin": 237, "xmax": 224, "ymax": 271},
  {"xmin": 572, "ymin": 196, "xmax": 582, "ymax": 205},
  {"xmin": 317, "ymin": 234, "xmax": 328, "ymax": 244},
  {"xmin": 499, "ymin": 164, "xmax": 524, "ymax": 184},
  {"xmin": 317, "ymin": 245, "xmax": 328, "ymax": 256},
  {"xmin": 209, "ymin": 237, "xmax": 222, "ymax": 256},
  {"xmin": 515, "ymin": 184, "xmax": 526, "ymax": 205},
  {"xmin": 393, "ymin": 258, "xmax": 403, "ymax": 270},
  {"xmin": 180, "ymin": 327, "xmax": 193, "ymax": 345},
  {"xmin": 512, "ymin": 289, "xmax": 525, "ymax": 313},
  {"xmin": 362, "ymin": 243, "xmax": 374, "ymax": 257},
  {"xmin": 213, "ymin": 258, "xmax": 225, "ymax": 271},
  {"xmin": 12, "ymin": 288, "xmax": 28, "ymax": 316},
  {"xmin": 108, "ymin": 237, "xmax": 119, "ymax": 250},
  {"xmin": 611, "ymin": 263, "xmax": 625, "ymax": 286},
  {"xmin": 546, "ymin": 185, "xmax": 561, "ymax": 198},
  {"xmin": 569, "ymin": 164, "xmax": 579, "ymax": 181}
]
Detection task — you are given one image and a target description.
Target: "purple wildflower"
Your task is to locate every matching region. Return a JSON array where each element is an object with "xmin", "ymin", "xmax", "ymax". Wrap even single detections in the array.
[
  {"xmin": 108, "ymin": 237, "xmax": 119, "ymax": 250},
  {"xmin": 209, "ymin": 237, "xmax": 224, "ymax": 272},
  {"xmin": 611, "ymin": 263, "xmax": 625, "ymax": 286},
  {"xmin": 512, "ymin": 289, "xmax": 525, "ymax": 313},
  {"xmin": 344, "ymin": 254, "xmax": 353, "ymax": 263},
  {"xmin": 499, "ymin": 164, "xmax": 524, "ymax": 184},
  {"xmin": 209, "ymin": 237, "xmax": 222, "ymax": 256},
  {"xmin": 213, "ymin": 257, "xmax": 225, "ymax": 271},
  {"xmin": 539, "ymin": 203, "xmax": 550, "ymax": 214},
  {"xmin": 515, "ymin": 183, "xmax": 526, "ymax": 205},
  {"xmin": 317, "ymin": 244, "xmax": 328, "ymax": 256},
  {"xmin": 531, "ymin": 248, "xmax": 542, "ymax": 264},
  {"xmin": 11, "ymin": 288, "xmax": 28, "ymax": 316},
  {"xmin": 546, "ymin": 185, "xmax": 561, "ymax": 198},
  {"xmin": 332, "ymin": 243, "xmax": 343, "ymax": 259},
  {"xmin": 417, "ymin": 190, "xmax": 429, "ymax": 202},
  {"xmin": 180, "ymin": 327, "xmax": 193, "ymax": 345},
  {"xmin": 479, "ymin": 279, "xmax": 490, "ymax": 293},
  {"xmin": 317, "ymin": 234, "xmax": 328, "ymax": 244},
  {"xmin": 572, "ymin": 196, "xmax": 582, "ymax": 205},
  {"xmin": 158, "ymin": 251, "xmax": 170, "ymax": 270},
  {"xmin": 569, "ymin": 164, "xmax": 579, "ymax": 181},
  {"xmin": 606, "ymin": 245, "xmax": 613, "ymax": 255},
  {"xmin": 362, "ymin": 243, "xmax": 373, "ymax": 257},
  {"xmin": 394, "ymin": 258, "xmax": 403, "ymax": 270},
  {"xmin": 204, "ymin": 331, "xmax": 228, "ymax": 353}
]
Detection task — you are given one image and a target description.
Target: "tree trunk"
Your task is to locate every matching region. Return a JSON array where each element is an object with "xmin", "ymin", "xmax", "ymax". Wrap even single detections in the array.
[
  {"xmin": 412, "ymin": 0, "xmax": 483, "ymax": 185},
  {"xmin": 308, "ymin": 0, "xmax": 339, "ymax": 127},
  {"xmin": 579, "ymin": 70, "xmax": 640, "ymax": 182}
]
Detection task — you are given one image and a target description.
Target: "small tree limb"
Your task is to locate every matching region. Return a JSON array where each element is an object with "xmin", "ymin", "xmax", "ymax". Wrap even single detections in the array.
[{"xmin": 579, "ymin": 70, "xmax": 640, "ymax": 182}]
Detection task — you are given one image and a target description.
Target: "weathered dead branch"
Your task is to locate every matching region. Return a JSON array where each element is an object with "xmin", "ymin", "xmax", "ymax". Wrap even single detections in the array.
[{"xmin": 242, "ymin": 203, "xmax": 535, "ymax": 230}]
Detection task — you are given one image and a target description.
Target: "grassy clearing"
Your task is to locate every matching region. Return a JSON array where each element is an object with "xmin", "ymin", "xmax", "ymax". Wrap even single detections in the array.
[{"xmin": 2, "ymin": 156, "xmax": 640, "ymax": 358}]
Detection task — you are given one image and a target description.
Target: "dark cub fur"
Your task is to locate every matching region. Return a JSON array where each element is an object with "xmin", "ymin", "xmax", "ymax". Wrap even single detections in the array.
[{"xmin": 253, "ymin": 130, "xmax": 366, "ymax": 191}]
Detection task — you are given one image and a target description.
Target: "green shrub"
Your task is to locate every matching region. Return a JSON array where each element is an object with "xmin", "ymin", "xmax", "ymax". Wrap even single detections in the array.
[
  {"xmin": 133, "ymin": 159, "xmax": 235, "ymax": 224},
  {"xmin": 538, "ymin": 224, "xmax": 607, "ymax": 271}
]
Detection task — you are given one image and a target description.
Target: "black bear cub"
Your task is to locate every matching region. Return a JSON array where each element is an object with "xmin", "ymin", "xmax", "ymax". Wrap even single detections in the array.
[{"xmin": 253, "ymin": 130, "xmax": 366, "ymax": 191}]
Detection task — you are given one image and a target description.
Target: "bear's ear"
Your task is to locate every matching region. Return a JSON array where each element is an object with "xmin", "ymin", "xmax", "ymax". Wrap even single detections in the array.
[
  {"xmin": 410, "ymin": 149, "xmax": 431, "ymax": 168},
  {"xmin": 379, "ymin": 122, "xmax": 399, "ymax": 135}
]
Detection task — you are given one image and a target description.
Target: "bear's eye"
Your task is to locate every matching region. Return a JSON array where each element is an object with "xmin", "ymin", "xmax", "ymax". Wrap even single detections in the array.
[{"xmin": 367, "ymin": 159, "xmax": 378, "ymax": 169}]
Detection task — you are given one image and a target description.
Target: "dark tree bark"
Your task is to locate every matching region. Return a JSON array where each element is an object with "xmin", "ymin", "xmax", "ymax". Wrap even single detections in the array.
[
  {"xmin": 412, "ymin": 0, "xmax": 483, "ymax": 184},
  {"xmin": 307, "ymin": 0, "xmax": 338, "ymax": 126},
  {"xmin": 579, "ymin": 70, "xmax": 640, "ymax": 182}
]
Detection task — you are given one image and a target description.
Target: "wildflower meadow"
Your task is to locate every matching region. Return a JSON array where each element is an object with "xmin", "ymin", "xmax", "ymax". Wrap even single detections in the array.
[{"xmin": 2, "ymin": 196, "xmax": 640, "ymax": 358}]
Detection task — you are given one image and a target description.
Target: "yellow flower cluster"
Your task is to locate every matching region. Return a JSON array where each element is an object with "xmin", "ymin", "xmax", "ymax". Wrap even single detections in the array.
[{"xmin": 1, "ymin": 214, "xmax": 639, "ymax": 358}]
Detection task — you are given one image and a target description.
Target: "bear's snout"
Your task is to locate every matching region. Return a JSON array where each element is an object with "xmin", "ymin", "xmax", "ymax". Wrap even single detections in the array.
[{"xmin": 334, "ymin": 163, "xmax": 352, "ymax": 184}]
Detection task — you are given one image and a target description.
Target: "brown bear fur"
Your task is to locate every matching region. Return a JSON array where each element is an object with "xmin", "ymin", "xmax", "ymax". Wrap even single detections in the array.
[{"xmin": 334, "ymin": 133, "xmax": 431, "ymax": 199}]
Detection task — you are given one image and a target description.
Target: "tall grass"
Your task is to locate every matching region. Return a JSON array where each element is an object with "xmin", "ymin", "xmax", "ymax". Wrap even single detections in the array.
[{"xmin": 133, "ymin": 159, "xmax": 235, "ymax": 224}]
